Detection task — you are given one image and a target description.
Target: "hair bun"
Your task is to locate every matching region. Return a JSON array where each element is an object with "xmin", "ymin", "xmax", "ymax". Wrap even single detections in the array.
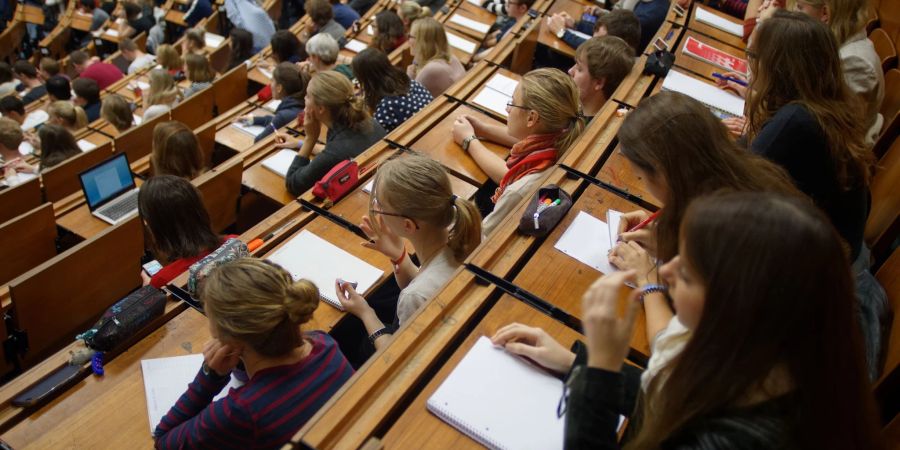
[{"xmin": 283, "ymin": 279, "xmax": 319, "ymax": 324}]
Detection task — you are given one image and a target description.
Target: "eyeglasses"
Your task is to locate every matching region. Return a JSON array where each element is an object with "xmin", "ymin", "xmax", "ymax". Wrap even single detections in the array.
[
  {"xmin": 370, "ymin": 199, "xmax": 419, "ymax": 229},
  {"xmin": 506, "ymin": 101, "xmax": 529, "ymax": 111}
]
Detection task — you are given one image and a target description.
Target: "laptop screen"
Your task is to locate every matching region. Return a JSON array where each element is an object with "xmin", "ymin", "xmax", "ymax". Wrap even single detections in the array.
[{"xmin": 80, "ymin": 153, "xmax": 135, "ymax": 210}]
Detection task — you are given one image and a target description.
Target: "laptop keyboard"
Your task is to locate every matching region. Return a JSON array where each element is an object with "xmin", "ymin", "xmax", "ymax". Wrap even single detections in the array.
[{"xmin": 97, "ymin": 190, "xmax": 139, "ymax": 221}]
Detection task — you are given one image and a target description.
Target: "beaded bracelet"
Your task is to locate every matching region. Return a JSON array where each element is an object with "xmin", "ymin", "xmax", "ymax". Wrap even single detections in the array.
[{"xmin": 638, "ymin": 283, "xmax": 668, "ymax": 302}]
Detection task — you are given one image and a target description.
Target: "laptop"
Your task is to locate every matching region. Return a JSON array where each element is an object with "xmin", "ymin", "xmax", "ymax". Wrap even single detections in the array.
[{"xmin": 78, "ymin": 153, "xmax": 140, "ymax": 225}]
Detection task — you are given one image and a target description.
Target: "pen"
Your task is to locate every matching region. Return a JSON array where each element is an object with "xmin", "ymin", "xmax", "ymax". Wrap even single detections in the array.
[
  {"xmin": 665, "ymin": 30, "xmax": 673, "ymax": 41},
  {"xmin": 712, "ymin": 72, "xmax": 748, "ymax": 87},
  {"xmin": 247, "ymin": 218, "xmax": 297, "ymax": 251},
  {"xmin": 626, "ymin": 210, "xmax": 661, "ymax": 233}
]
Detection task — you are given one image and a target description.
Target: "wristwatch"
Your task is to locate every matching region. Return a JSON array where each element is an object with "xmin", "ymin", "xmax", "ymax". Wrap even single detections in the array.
[
  {"xmin": 556, "ymin": 28, "xmax": 566, "ymax": 39},
  {"xmin": 368, "ymin": 327, "xmax": 392, "ymax": 345},
  {"xmin": 461, "ymin": 135, "xmax": 480, "ymax": 152}
]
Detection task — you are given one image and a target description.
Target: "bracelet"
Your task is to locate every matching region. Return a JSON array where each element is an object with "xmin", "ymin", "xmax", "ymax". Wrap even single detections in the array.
[
  {"xmin": 391, "ymin": 248, "xmax": 407, "ymax": 267},
  {"xmin": 368, "ymin": 327, "xmax": 392, "ymax": 345},
  {"xmin": 461, "ymin": 135, "xmax": 480, "ymax": 152},
  {"xmin": 638, "ymin": 283, "xmax": 668, "ymax": 302}
]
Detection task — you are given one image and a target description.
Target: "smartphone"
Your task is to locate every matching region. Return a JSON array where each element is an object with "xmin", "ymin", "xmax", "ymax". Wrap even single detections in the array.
[
  {"xmin": 142, "ymin": 260, "xmax": 163, "ymax": 277},
  {"xmin": 527, "ymin": 9, "xmax": 539, "ymax": 18},
  {"xmin": 653, "ymin": 37, "xmax": 668, "ymax": 51},
  {"xmin": 581, "ymin": 13, "xmax": 597, "ymax": 24},
  {"xmin": 12, "ymin": 364, "xmax": 83, "ymax": 407},
  {"xmin": 352, "ymin": 21, "xmax": 360, "ymax": 33}
]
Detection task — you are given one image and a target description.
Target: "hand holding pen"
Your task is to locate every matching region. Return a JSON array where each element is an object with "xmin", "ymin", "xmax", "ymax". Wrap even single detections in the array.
[
  {"xmin": 713, "ymin": 71, "xmax": 749, "ymax": 98},
  {"xmin": 616, "ymin": 210, "xmax": 659, "ymax": 254}
]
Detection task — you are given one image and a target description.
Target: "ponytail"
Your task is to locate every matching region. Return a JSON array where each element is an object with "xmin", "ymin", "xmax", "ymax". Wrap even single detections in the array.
[
  {"xmin": 555, "ymin": 116, "xmax": 585, "ymax": 153},
  {"xmin": 73, "ymin": 106, "xmax": 88, "ymax": 130},
  {"xmin": 447, "ymin": 195, "xmax": 482, "ymax": 261},
  {"xmin": 308, "ymin": 71, "xmax": 372, "ymax": 131}
]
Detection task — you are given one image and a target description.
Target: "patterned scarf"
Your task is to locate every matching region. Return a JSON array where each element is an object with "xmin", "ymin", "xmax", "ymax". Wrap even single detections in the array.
[{"xmin": 492, "ymin": 132, "xmax": 560, "ymax": 203}]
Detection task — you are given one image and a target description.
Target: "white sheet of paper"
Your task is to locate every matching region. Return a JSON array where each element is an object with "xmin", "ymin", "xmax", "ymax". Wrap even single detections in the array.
[
  {"xmin": 141, "ymin": 354, "xmax": 243, "ymax": 435},
  {"xmin": 446, "ymin": 31, "xmax": 478, "ymax": 54},
  {"xmin": 449, "ymin": 14, "xmax": 491, "ymax": 34},
  {"xmin": 137, "ymin": 81, "xmax": 150, "ymax": 91},
  {"xmin": 263, "ymin": 99, "xmax": 282, "ymax": 112},
  {"xmin": 606, "ymin": 209, "xmax": 623, "ymax": 249},
  {"xmin": 77, "ymin": 139, "xmax": 98, "ymax": 152},
  {"xmin": 485, "ymin": 73, "xmax": 518, "ymax": 97},
  {"xmin": 467, "ymin": 0, "xmax": 481, "ymax": 5},
  {"xmin": 259, "ymin": 67, "xmax": 273, "ymax": 79},
  {"xmin": 105, "ymin": 28, "xmax": 120, "ymax": 37},
  {"xmin": 18, "ymin": 141, "xmax": 34, "ymax": 156},
  {"xmin": 695, "ymin": 7, "xmax": 743, "ymax": 37},
  {"xmin": 362, "ymin": 178, "xmax": 374, "ymax": 193},
  {"xmin": 266, "ymin": 230, "xmax": 384, "ymax": 310},
  {"xmin": 661, "ymin": 70, "xmax": 744, "ymax": 118},
  {"xmin": 554, "ymin": 210, "xmax": 616, "ymax": 274},
  {"xmin": 261, "ymin": 149, "xmax": 296, "ymax": 177},
  {"xmin": 345, "ymin": 39, "xmax": 367, "ymax": 53},
  {"xmin": 566, "ymin": 28, "xmax": 592, "ymax": 40},
  {"xmin": 367, "ymin": 24, "xmax": 374, "ymax": 35},
  {"xmin": 22, "ymin": 110, "xmax": 49, "ymax": 131},
  {"xmin": 231, "ymin": 122, "xmax": 265, "ymax": 137},
  {"xmin": 471, "ymin": 87, "xmax": 511, "ymax": 117},
  {"xmin": 133, "ymin": 114, "xmax": 143, "ymax": 125},
  {"xmin": 204, "ymin": 32, "xmax": 225, "ymax": 48}
]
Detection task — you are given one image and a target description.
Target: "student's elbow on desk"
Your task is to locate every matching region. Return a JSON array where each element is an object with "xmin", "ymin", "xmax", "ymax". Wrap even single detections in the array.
[{"xmin": 285, "ymin": 157, "xmax": 315, "ymax": 196}]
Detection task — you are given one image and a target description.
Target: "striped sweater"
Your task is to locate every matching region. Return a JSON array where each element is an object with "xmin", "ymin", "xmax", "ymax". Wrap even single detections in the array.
[{"xmin": 153, "ymin": 331, "xmax": 354, "ymax": 449}]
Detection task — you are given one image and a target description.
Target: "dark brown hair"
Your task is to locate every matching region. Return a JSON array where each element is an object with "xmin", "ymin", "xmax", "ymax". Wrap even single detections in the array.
[
  {"xmin": 272, "ymin": 62, "xmax": 309, "ymax": 104},
  {"xmin": 618, "ymin": 91, "xmax": 799, "ymax": 261},
  {"xmin": 306, "ymin": 0, "xmax": 334, "ymax": 28},
  {"xmin": 352, "ymin": 48, "xmax": 410, "ymax": 111},
  {"xmin": 746, "ymin": 10, "xmax": 871, "ymax": 189},
  {"xmin": 372, "ymin": 10, "xmax": 405, "ymax": 54},
  {"xmin": 151, "ymin": 121, "xmax": 204, "ymax": 179},
  {"xmin": 595, "ymin": 9, "xmax": 641, "ymax": 52},
  {"xmin": 629, "ymin": 191, "xmax": 884, "ymax": 450},
  {"xmin": 38, "ymin": 124, "xmax": 80, "ymax": 170},
  {"xmin": 138, "ymin": 175, "xmax": 220, "ymax": 262}
]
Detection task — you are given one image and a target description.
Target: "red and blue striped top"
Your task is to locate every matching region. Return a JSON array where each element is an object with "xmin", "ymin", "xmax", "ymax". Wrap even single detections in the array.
[{"xmin": 153, "ymin": 331, "xmax": 353, "ymax": 449}]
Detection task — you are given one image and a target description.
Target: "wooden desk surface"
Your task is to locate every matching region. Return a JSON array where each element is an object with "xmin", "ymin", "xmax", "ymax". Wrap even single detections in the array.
[
  {"xmin": 687, "ymin": 5, "xmax": 745, "ymax": 50},
  {"xmin": 597, "ymin": 143, "xmax": 661, "ymax": 209},
  {"xmin": 537, "ymin": 0, "xmax": 590, "ymax": 58},
  {"xmin": 56, "ymin": 178, "xmax": 145, "ymax": 240},
  {"xmin": 408, "ymin": 104, "xmax": 509, "ymax": 186},
  {"xmin": 382, "ymin": 295, "xmax": 583, "ymax": 449},
  {"xmin": 215, "ymin": 105, "xmax": 269, "ymax": 152},
  {"xmin": 674, "ymin": 30, "xmax": 745, "ymax": 82},
  {"xmin": 468, "ymin": 68, "xmax": 521, "ymax": 122}
]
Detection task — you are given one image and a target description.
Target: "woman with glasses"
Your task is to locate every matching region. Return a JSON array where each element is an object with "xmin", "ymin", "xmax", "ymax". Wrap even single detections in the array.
[
  {"xmin": 335, "ymin": 155, "xmax": 482, "ymax": 351},
  {"xmin": 273, "ymin": 71, "xmax": 385, "ymax": 196},
  {"xmin": 491, "ymin": 192, "xmax": 883, "ymax": 449},
  {"xmin": 406, "ymin": 18, "xmax": 466, "ymax": 97},
  {"xmin": 451, "ymin": 68, "xmax": 584, "ymax": 237}
]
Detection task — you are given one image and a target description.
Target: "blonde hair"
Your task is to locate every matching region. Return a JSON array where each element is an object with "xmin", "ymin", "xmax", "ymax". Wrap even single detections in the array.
[
  {"xmin": 399, "ymin": 1, "xmax": 430, "ymax": 25},
  {"xmin": 101, "ymin": 94, "xmax": 134, "ymax": 131},
  {"xmin": 184, "ymin": 53, "xmax": 215, "ymax": 83},
  {"xmin": 147, "ymin": 69, "xmax": 181, "ymax": 106},
  {"xmin": 520, "ymin": 68, "xmax": 585, "ymax": 152},
  {"xmin": 156, "ymin": 44, "xmax": 183, "ymax": 71},
  {"xmin": 373, "ymin": 155, "xmax": 481, "ymax": 261},
  {"xmin": 200, "ymin": 259, "xmax": 319, "ymax": 357},
  {"xmin": 308, "ymin": 71, "xmax": 370, "ymax": 131},
  {"xmin": 0, "ymin": 117, "xmax": 22, "ymax": 150},
  {"xmin": 185, "ymin": 28, "xmax": 206, "ymax": 51},
  {"xmin": 411, "ymin": 17, "xmax": 450, "ymax": 65},
  {"xmin": 48, "ymin": 101, "xmax": 88, "ymax": 130},
  {"xmin": 798, "ymin": 0, "xmax": 867, "ymax": 45}
]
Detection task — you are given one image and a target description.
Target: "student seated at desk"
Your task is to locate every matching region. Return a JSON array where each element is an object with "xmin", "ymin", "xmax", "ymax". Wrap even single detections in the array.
[
  {"xmin": 182, "ymin": 54, "xmax": 216, "ymax": 98},
  {"xmin": 336, "ymin": 155, "xmax": 482, "ymax": 350},
  {"xmin": 407, "ymin": 18, "xmax": 466, "ymax": 97},
  {"xmin": 227, "ymin": 28, "xmax": 257, "ymax": 71},
  {"xmin": 138, "ymin": 175, "xmax": 236, "ymax": 288},
  {"xmin": 0, "ymin": 63, "xmax": 20, "ymax": 97},
  {"xmin": 156, "ymin": 44, "xmax": 184, "ymax": 76},
  {"xmin": 182, "ymin": 28, "xmax": 208, "ymax": 57},
  {"xmin": 547, "ymin": 8, "xmax": 642, "ymax": 53},
  {"xmin": 37, "ymin": 124, "xmax": 81, "ymax": 170},
  {"xmin": 154, "ymin": 258, "xmax": 354, "ymax": 449},
  {"xmin": 274, "ymin": 71, "xmax": 386, "ymax": 196},
  {"xmin": 353, "ymin": 48, "xmax": 433, "ymax": 132},
  {"xmin": 492, "ymin": 192, "xmax": 884, "ymax": 449},
  {"xmin": 739, "ymin": 11, "xmax": 885, "ymax": 378},
  {"xmin": 225, "ymin": 0, "xmax": 277, "ymax": 53},
  {"xmin": 452, "ymin": 69, "xmax": 583, "ymax": 236},
  {"xmin": 398, "ymin": 1, "xmax": 430, "ymax": 33},
  {"xmin": 271, "ymin": 29, "xmax": 307, "ymax": 64},
  {"xmin": 0, "ymin": 118, "xmax": 37, "ymax": 186},
  {"xmin": 78, "ymin": 0, "xmax": 109, "ymax": 32},
  {"xmin": 331, "ymin": 0, "xmax": 360, "ymax": 29},
  {"xmin": 48, "ymin": 100, "xmax": 89, "ymax": 132},
  {"xmin": 306, "ymin": 0, "xmax": 348, "ymax": 45},
  {"xmin": 302, "ymin": 34, "xmax": 354, "ymax": 80},
  {"xmin": 372, "ymin": 10, "xmax": 407, "ymax": 54},
  {"xmin": 101, "ymin": 94, "xmax": 135, "ymax": 133},
  {"xmin": 612, "ymin": 0, "xmax": 670, "ymax": 51},
  {"xmin": 120, "ymin": 37, "xmax": 156, "ymax": 75},
  {"xmin": 151, "ymin": 121, "xmax": 205, "ymax": 178},
  {"xmin": 45, "ymin": 75, "xmax": 72, "ymax": 101},
  {"xmin": 117, "ymin": 1, "xmax": 156, "ymax": 39},
  {"xmin": 183, "ymin": 0, "xmax": 213, "ymax": 27},
  {"xmin": 38, "ymin": 58, "xmax": 63, "ymax": 82},
  {"xmin": 239, "ymin": 63, "xmax": 309, "ymax": 143},
  {"xmin": 72, "ymin": 78, "xmax": 103, "ymax": 123},
  {"xmin": 0, "ymin": 95, "xmax": 26, "ymax": 125},
  {"xmin": 477, "ymin": 0, "xmax": 536, "ymax": 55},
  {"xmin": 143, "ymin": 69, "xmax": 183, "ymax": 122},
  {"xmin": 568, "ymin": 36, "xmax": 635, "ymax": 121},
  {"xmin": 12, "ymin": 61, "xmax": 46, "ymax": 106},
  {"xmin": 70, "ymin": 50, "xmax": 124, "ymax": 90}
]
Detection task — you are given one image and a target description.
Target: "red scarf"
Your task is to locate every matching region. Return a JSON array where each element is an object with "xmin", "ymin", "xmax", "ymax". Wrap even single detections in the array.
[{"xmin": 492, "ymin": 133, "xmax": 560, "ymax": 203}]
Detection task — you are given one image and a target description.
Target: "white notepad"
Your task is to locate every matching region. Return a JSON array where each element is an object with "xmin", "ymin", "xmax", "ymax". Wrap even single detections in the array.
[
  {"xmin": 133, "ymin": 113, "xmax": 143, "ymax": 125},
  {"xmin": 136, "ymin": 81, "xmax": 150, "ymax": 91},
  {"xmin": 472, "ymin": 87, "xmax": 510, "ymax": 118},
  {"xmin": 566, "ymin": 28, "xmax": 592, "ymax": 40},
  {"xmin": 695, "ymin": 7, "xmax": 743, "ymax": 37},
  {"xmin": 367, "ymin": 24, "xmax": 374, "ymax": 35},
  {"xmin": 105, "ymin": 28, "xmax": 120, "ymax": 37},
  {"xmin": 261, "ymin": 149, "xmax": 296, "ymax": 177},
  {"xmin": 22, "ymin": 110, "xmax": 49, "ymax": 131},
  {"xmin": 661, "ymin": 70, "xmax": 744, "ymax": 118},
  {"xmin": 141, "ymin": 354, "xmax": 243, "ymax": 435},
  {"xmin": 449, "ymin": 14, "xmax": 491, "ymax": 34},
  {"xmin": 467, "ymin": 0, "xmax": 481, "ymax": 5},
  {"xmin": 446, "ymin": 31, "xmax": 478, "ymax": 54},
  {"xmin": 263, "ymin": 99, "xmax": 282, "ymax": 112},
  {"xmin": 427, "ymin": 337, "xmax": 566, "ymax": 450},
  {"xmin": 554, "ymin": 211, "xmax": 616, "ymax": 274},
  {"xmin": 259, "ymin": 67, "xmax": 273, "ymax": 79},
  {"xmin": 204, "ymin": 32, "xmax": 225, "ymax": 48},
  {"xmin": 362, "ymin": 178, "xmax": 375, "ymax": 193},
  {"xmin": 77, "ymin": 139, "xmax": 98, "ymax": 152},
  {"xmin": 231, "ymin": 122, "xmax": 265, "ymax": 137},
  {"xmin": 345, "ymin": 39, "xmax": 367, "ymax": 53},
  {"xmin": 485, "ymin": 73, "xmax": 518, "ymax": 97},
  {"xmin": 266, "ymin": 230, "xmax": 384, "ymax": 310},
  {"xmin": 18, "ymin": 141, "xmax": 33, "ymax": 156}
]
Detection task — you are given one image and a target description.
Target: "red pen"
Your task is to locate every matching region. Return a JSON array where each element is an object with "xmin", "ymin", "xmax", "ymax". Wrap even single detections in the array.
[{"xmin": 626, "ymin": 210, "xmax": 661, "ymax": 233}]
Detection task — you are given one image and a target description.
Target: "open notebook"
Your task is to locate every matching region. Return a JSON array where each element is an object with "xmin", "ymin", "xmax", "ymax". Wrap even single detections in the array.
[
  {"xmin": 661, "ymin": 70, "xmax": 744, "ymax": 119},
  {"xmin": 471, "ymin": 73, "xmax": 519, "ymax": 118},
  {"xmin": 554, "ymin": 210, "xmax": 617, "ymax": 274},
  {"xmin": 694, "ymin": 7, "xmax": 743, "ymax": 37},
  {"xmin": 428, "ymin": 336, "xmax": 567, "ymax": 450},
  {"xmin": 141, "ymin": 354, "xmax": 243, "ymax": 435},
  {"xmin": 262, "ymin": 149, "xmax": 297, "ymax": 177},
  {"xmin": 266, "ymin": 230, "xmax": 383, "ymax": 310}
]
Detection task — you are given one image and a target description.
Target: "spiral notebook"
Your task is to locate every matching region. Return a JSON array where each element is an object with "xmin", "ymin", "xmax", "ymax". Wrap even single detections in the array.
[
  {"xmin": 266, "ymin": 230, "xmax": 384, "ymax": 310},
  {"xmin": 661, "ymin": 70, "xmax": 744, "ymax": 119},
  {"xmin": 427, "ymin": 337, "xmax": 566, "ymax": 450}
]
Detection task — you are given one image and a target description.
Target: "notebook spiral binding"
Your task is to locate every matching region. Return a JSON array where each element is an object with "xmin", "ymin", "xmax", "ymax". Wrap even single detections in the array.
[{"xmin": 426, "ymin": 399, "xmax": 507, "ymax": 450}]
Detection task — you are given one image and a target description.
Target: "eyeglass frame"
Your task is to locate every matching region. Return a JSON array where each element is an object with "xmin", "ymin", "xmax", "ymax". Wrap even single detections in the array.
[{"xmin": 369, "ymin": 198, "xmax": 420, "ymax": 229}]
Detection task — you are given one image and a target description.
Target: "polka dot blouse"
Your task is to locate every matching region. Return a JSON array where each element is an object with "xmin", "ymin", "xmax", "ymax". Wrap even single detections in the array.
[{"xmin": 374, "ymin": 80, "xmax": 434, "ymax": 132}]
